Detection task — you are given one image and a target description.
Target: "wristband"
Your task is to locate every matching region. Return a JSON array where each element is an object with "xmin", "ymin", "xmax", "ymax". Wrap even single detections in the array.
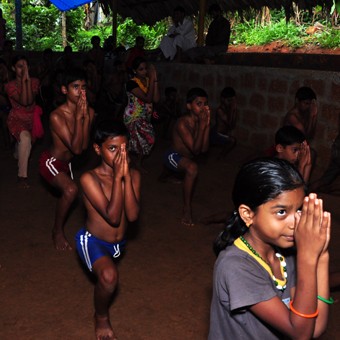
[
  {"xmin": 317, "ymin": 295, "xmax": 334, "ymax": 305},
  {"xmin": 289, "ymin": 301, "xmax": 319, "ymax": 318}
]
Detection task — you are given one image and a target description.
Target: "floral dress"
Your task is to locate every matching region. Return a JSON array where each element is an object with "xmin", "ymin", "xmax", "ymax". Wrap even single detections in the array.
[{"xmin": 123, "ymin": 77, "xmax": 155, "ymax": 155}]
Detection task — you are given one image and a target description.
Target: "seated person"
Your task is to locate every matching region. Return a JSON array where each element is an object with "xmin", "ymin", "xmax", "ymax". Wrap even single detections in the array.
[
  {"xmin": 159, "ymin": 6, "xmax": 197, "ymax": 61},
  {"xmin": 283, "ymin": 86, "xmax": 317, "ymax": 141},
  {"xmin": 274, "ymin": 125, "xmax": 312, "ymax": 184},
  {"xmin": 282, "ymin": 86, "xmax": 318, "ymax": 167},
  {"xmin": 186, "ymin": 4, "xmax": 231, "ymax": 62},
  {"xmin": 210, "ymin": 87, "xmax": 236, "ymax": 157}
]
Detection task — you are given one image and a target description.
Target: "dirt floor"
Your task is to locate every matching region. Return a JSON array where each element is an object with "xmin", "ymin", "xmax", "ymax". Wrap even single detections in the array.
[
  {"xmin": 0, "ymin": 122, "xmax": 340, "ymax": 340},
  {"xmin": 228, "ymin": 41, "xmax": 340, "ymax": 55}
]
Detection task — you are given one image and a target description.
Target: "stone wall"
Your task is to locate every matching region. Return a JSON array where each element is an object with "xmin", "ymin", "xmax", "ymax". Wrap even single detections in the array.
[{"xmin": 156, "ymin": 62, "xmax": 340, "ymax": 173}]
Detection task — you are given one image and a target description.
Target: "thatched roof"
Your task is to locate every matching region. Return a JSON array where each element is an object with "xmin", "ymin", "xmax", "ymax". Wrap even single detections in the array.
[{"xmin": 99, "ymin": 0, "xmax": 291, "ymax": 25}]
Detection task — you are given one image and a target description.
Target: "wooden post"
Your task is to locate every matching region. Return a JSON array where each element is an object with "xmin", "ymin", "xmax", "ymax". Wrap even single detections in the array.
[
  {"xmin": 110, "ymin": 0, "xmax": 118, "ymax": 48},
  {"xmin": 15, "ymin": 0, "xmax": 23, "ymax": 50},
  {"xmin": 197, "ymin": 0, "xmax": 207, "ymax": 46},
  {"xmin": 62, "ymin": 11, "xmax": 67, "ymax": 48}
]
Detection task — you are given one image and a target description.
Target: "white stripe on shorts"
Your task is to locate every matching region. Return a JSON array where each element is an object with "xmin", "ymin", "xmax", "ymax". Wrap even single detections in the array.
[
  {"xmin": 45, "ymin": 157, "xmax": 58, "ymax": 177},
  {"xmin": 169, "ymin": 154, "xmax": 178, "ymax": 169},
  {"xmin": 80, "ymin": 232, "xmax": 92, "ymax": 271}
]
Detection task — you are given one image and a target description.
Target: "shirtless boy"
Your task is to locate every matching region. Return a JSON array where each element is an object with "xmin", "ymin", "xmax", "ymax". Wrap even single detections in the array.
[
  {"xmin": 283, "ymin": 86, "xmax": 317, "ymax": 141},
  {"xmin": 39, "ymin": 68, "xmax": 95, "ymax": 250},
  {"xmin": 163, "ymin": 87, "xmax": 210, "ymax": 226},
  {"xmin": 75, "ymin": 119, "xmax": 141, "ymax": 340}
]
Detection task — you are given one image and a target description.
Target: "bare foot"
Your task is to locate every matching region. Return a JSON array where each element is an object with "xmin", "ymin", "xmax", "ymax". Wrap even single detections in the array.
[
  {"xmin": 52, "ymin": 231, "xmax": 72, "ymax": 251},
  {"xmin": 181, "ymin": 211, "xmax": 195, "ymax": 227},
  {"xmin": 94, "ymin": 314, "xmax": 117, "ymax": 340},
  {"xmin": 17, "ymin": 176, "xmax": 30, "ymax": 189}
]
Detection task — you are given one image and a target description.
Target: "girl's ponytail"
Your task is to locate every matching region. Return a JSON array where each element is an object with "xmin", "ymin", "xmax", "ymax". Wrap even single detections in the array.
[{"xmin": 213, "ymin": 211, "xmax": 248, "ymax": 256}]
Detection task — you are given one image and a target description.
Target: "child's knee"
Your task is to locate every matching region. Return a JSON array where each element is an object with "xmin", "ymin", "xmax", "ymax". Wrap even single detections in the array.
[
  {"xmin": 64, "ymin": 182, "xmax": 78, "ymax": 199},
  {"xmin": 19, "ymin": 130, "xmax": 31, "ymax": 144},
  {"xmin": 98, "ymin": 267, "xmax": 118, "ymax": 291},
  {"xmin": 186, "ymin": 162, "xmax": 198, "ymax": 177}
]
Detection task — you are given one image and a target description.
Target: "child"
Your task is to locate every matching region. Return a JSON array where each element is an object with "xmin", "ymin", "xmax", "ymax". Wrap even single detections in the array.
[
  {"xmin": 210, "ymin": 86, "xmax": 237, "ymax": 157},
  {"xmin": 274, "ymin": 125, "xmax": 312, "ymax": 183},
  {"xmin": 39, "ymin": 68, "xmax": 95, "ymax": 250},
  {"xmin": 283, "ymin": 86, "xmax": 317, "ymax": 141},
  {"xmin": 6, "ymin": 55, "xmax": 41, "ymax": 188},
  {"xmin": 163, "ymin": 87, "xmax": 210, "ymax": 226},
  {"xmin": 75, "ymin": 119, "xmax": 141, "ymax": 340},
  {"xmin": 209, "ymin": 158, "xmax": 331, "ymax": 339}
]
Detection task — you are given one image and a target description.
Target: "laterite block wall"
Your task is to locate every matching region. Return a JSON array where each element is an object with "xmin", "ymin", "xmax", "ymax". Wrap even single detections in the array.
[{"xmin": 156, "ymin": 62, "xmax": 340, "ymax": 174}]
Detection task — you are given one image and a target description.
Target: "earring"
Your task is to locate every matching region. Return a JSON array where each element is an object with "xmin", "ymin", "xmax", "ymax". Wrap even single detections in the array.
[{"xmin": 246, "ymin": 222, "xmax": 252, "ymax": 228}]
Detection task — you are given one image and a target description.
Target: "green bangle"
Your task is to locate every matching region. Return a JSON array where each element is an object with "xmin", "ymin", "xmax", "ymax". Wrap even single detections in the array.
[{"xmin": 317, "ymin": 295, "xmax": 334, "ymax": 305}]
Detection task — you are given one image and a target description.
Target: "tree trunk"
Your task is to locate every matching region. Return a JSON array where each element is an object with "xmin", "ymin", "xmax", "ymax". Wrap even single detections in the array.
[{"xmin": 62, "ymin": 11, "xmax": 67, "ymax": 48}]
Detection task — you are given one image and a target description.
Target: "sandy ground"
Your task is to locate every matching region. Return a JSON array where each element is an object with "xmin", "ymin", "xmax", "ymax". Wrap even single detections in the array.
[{"xmin": 0, "ymin": 128, "xmax": 340, "ymax": 339}]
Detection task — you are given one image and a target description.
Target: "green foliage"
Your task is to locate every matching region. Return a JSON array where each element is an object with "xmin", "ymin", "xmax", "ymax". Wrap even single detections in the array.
[
  {"xmin": 116, "ymin": 16, "xmax": 167, "ymax": 49},
  {"xmin": 231, "ymin": 18, "xmax": 306, "ymax": 48},
  {"xmin": 1, "ymin": 3, "xmax": 338, "ymax": 52}
]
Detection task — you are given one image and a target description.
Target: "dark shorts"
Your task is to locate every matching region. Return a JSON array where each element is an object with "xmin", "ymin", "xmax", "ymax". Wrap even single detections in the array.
[
  {"xmin": 163, "ymin": 150, "xmax": 183, "ymax": 172},
  {"xmin": 75, "ymin": 227, "xmax": 126, "ymax": 272},
  {"xmin": 210, "ymin": 127, "xmax": 234, "ymax": 145},
  {"xmin": 39, "ymin": 150, "xmax": 72, "ymax": 184}
]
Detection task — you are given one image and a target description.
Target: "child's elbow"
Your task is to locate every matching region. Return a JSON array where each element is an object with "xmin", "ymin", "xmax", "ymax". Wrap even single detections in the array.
[{"xmin": 108, "ymin": 216, "xmax": 121, "ymax": 228}]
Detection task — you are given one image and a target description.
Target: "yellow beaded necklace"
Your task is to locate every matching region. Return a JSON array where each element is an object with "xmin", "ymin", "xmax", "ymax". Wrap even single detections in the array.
[
  {"xmin": 234, "ymin": 237, "xmax": 287, "ymax": 291},
  {"xmin": 132, "ymin": 76, "xmax": 149, "ymax": 93}
]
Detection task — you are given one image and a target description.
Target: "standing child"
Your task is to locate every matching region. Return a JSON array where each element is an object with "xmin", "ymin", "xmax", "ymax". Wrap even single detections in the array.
[
  {"xmin": 209, "ymin": 158, "xmax": 331, "ymax": 339},
  {"xmin": 75, "ymin": 119, "xmax": 141, "ymax": 340},
  {"xmin": 123, "ymin": 57, "xmax": 160, "ymax": 171},
  {"xmin": 163, "ymin": 87, "xmax": 210, "ymax": 226},
  {"xmin": 39, "ymin": 68, "xmax": 95, "ymax": 250}
]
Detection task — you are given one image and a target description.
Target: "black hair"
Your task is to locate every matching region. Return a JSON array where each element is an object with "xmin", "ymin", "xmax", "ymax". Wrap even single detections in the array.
[
  {"xmin": 132, "ymin": 56, "xmax": 146, "ymax": 72},
  {"xmin": 60, "ymin": 67, "xmax": 87, "ymax": 87},
  {"xmin": 165, "ymin": 86, "xmax": 177, "ymax": 96},
  {"xmin": 221, "ymin": 86, "xmax": 236, "ymax": 98},
  {"xmin": 295, "ymin": 86, "xmax": 316, "ymax": 101},
  {"xmin": 94, "ymin": 119, "xmax": 129, "ymax": 146},
  {"xmin": 208, "ymin": 4, "xmax": 222, "ymax": 14},
  {"xmin": 136, "ymin": 36, "xmax": 145, "ymax": 43},
  {"xmin": 275, "ymin": 126, "xmax": 306, "ymax": 146},
  {"xmin": 12, "ymin": 55, "xmax": 29, "ymax": 67},
  {"xmin": 213, "ymin": 157, "xmax": 305, "ymax": 256},
  {"xmin": 174, "ymin": 6, "xmax": 186, "ymax": 14},
  {"xmin": 186, "ymin": 87, "xmax": 208, "ymax": 103}
]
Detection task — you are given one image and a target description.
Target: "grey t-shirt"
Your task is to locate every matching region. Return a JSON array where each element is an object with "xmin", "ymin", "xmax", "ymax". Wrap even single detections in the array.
[{"xmin": 208, "ymin": 244, "xmax": 296, "ymax": 340}]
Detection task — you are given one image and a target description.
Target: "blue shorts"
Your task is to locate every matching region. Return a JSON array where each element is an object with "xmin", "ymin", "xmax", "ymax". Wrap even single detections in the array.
[
  {"xmin": 163, "ymin": 150, "xmax": 183, "ymax": 172},
  {"xmin": 75, "ymin": 227, "xmax": 126, "ymax": 272}
]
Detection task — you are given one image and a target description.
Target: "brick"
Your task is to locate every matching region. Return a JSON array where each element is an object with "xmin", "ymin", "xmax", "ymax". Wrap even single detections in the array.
[
  {"xmin": 249, "ymin": 93, "xmax": 265, "ymax": 110},
  {"xmin": 268, "ymin": 79, "xmax": 288, "ymax": 93},
  {"xmin": 267, "ymin": 96, "xmax": 286, "ymax": 114}
]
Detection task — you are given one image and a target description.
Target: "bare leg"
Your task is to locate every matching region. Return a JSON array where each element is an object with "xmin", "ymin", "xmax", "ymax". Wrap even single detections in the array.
[
  {"xmin": 51, "ymin": 173, "xmax": 78, "ymax": 250},
  {"xmin": 179, "ymin": 158, "xmax": 198, "ymax": 226},
  {"xmin": 93, "ymin": 257, "xmax": 119, "ymax": 340},
  {"xmin": 17, "ymin": 130, "xmax": 32, "ymax": 179}
]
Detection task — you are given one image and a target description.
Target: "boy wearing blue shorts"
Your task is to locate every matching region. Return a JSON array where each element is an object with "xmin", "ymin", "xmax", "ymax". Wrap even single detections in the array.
[
  {"xmin": 75, "ymin": 119, "xmax": 141, "ymax": 340},
  {"xmin": 163, "ymin": 87, "xmax": 210, "ymax": 226}
]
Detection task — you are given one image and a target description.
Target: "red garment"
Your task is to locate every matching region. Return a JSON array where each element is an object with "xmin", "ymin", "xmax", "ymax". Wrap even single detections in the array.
[
  {"xmin": 5, "ymin": 78, "xmax": 40, "ymax": 141},
  {"xmin": 125, "ymin": 47, "xmax": 145, "ymax": 69}
]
